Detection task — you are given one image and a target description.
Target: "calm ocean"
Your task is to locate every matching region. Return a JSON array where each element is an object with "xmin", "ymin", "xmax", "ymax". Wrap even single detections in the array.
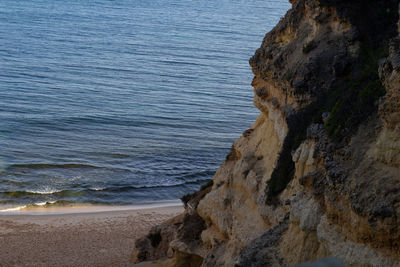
[{"xmin": 0, "ymin": 0, "xmax": 290, "ymax": 209}]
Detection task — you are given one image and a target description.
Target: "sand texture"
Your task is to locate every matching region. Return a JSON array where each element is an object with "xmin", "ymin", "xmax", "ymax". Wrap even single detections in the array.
[{"xmin": 0, "ymin": 205, "xmax": 183, "ymax": 267}]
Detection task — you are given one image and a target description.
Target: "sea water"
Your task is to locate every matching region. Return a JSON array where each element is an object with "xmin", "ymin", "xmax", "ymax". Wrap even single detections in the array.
[{"xmin": 0, "ymin": 0, "xmax": 290, "ymax": 209}]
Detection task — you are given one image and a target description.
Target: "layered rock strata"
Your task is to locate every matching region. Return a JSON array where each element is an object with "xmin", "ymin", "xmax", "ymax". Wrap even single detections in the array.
[{"xmin": 131, "ymin": 0, "xmax": 400, "ymax": 266}]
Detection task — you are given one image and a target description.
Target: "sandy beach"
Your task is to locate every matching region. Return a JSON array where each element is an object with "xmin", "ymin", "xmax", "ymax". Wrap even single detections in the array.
[{"xmin": 0, "ymin": 203, "xmax": 183, "ymax": 267}]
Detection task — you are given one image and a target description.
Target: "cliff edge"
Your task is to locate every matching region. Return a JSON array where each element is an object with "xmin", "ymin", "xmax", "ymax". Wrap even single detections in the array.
[{"xmin": 130, "ymin": 0, "xmax": 400, "ymax": 266}]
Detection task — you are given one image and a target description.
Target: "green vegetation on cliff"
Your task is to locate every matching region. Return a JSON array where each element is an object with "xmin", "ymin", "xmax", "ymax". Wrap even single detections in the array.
[{"xmin": 325, "ymin": 45, "xmax": 387, "ymax": 140}]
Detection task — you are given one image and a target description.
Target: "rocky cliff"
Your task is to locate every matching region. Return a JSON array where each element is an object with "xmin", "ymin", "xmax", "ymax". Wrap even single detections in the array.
[{"xmin": 130, "ymin": 0, "xmax": 400, "ymax": 266}]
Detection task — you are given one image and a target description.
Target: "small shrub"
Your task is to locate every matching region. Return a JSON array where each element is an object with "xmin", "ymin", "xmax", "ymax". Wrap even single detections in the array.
[
  {"xmin": 180, "ymin": 193, "xmax": 193, "ymax": 207},
  {"xmin": 147, "ymin": 231, "xmax": 162, "ymax": 248},
  {"xmin": 180, "ymin": 179, "xmax": 213, "ymax": 208},
  {"xmin": 284, "ymin": 71, "xmax": 294, "ymax": 82},
  {"xmin": 314, "ymin": 14, "xmax": 325, "ymax": 24},
  {"xmin": 303, "ymin": 40, "xmax": 317, "ymax": 54}
]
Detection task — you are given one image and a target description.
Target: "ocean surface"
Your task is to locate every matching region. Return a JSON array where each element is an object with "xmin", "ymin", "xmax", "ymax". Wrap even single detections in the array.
[{"xmin": 0, "ymin": 0, "xmax": 290, "ymax": 209}]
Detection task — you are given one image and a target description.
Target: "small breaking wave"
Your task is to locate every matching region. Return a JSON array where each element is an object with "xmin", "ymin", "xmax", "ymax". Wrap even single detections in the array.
[
  {"xmin": 0, "ymin": 177, "xmax": 211, "ymax": 206},
  {"xmin": 32, "ymin": 201, "xmax": 57, "ymax": 206},
  {"xmin": 0, "ymin": 179, "xmax": 206, "ymax": 198},
  {"xmin": 0, "ymin": 190, "xmax": 68, "ymax": 197},
  {"xmin": 89, "ymin": 187, "xmax": 106, "ymax": 191},
  {"xmin": 31, "ymin": 200, "xmax": 73, "ymax": 207},
  {"xmin": 0, "ymin": 200, "xmax": 74, "ymax": 212},
  {"xmin": 26, "ymin": 189, "xmax": 63, "ymax": 195},
  {"xmin": 0, "ymin": 205, "xmax": 27, "ymax": 212}
]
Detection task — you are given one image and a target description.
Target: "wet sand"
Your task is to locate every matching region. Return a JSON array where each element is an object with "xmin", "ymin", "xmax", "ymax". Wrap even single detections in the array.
[{"xmin": 0, "ymin": 204, "xmax": 183, "ymax": 267}]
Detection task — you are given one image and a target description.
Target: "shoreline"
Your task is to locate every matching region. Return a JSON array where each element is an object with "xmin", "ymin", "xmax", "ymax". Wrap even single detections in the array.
[
  {"xmin": 0, "ymin": 199, "xmax": 183, "ymax": 215},
  {"xmin": 0, "ymin": 204, "xmax": 183, "ymax": 267}
]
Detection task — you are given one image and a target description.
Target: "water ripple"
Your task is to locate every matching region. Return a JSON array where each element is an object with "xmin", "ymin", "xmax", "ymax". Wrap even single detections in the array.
[{"xmin": 0, "ymin": 0, "xmax": 290, "ymax": 206}]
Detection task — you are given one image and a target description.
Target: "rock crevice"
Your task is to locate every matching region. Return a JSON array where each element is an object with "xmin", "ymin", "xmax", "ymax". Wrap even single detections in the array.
[{"xmin": 130, "ymin": 1, "xmax": 400, "ymax": 266}]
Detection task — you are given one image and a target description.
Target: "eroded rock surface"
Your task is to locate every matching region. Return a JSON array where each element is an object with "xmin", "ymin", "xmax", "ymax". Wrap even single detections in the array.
[{"xmin": 131, "ymin": 0, "xmax": 400, "ymax": 266}]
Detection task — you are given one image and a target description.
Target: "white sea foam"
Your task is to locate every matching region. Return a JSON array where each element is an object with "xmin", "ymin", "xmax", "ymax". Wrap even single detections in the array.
[
  {"xmin": 27, "ymin": 189, "xmax": 62, "ymax": 195},
  {"xmin": 90, "ymin": 187, "xmax": 105, "ymax": 191},
  {"xmin": 0, "ymin": 200, "xmax": 183, "ymax": 215},
  {"xmin": 33, "ymin": 201, "xmax": 57, "ymax": 206},
  {"xmin": 0, "ymin": 205, "xmax": 27, "ymax": 212},
  {"xmin": 0, "ymin": 201, "xmax": 58, "ymax": 213}
]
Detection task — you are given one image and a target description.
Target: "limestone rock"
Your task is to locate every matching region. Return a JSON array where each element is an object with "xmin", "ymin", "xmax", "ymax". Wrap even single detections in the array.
[{"xmin": 130, "ymin": 1, "xmax": 400, "ymax": 266}]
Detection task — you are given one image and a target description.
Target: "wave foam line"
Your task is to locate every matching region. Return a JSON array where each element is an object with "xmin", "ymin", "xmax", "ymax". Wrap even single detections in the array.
[
  {"xmin": 89, "ymin": 187, "xmax": 106, "ymax": 191},
  {"xmin": 0, "ymin": 200, "xmax": 183, "ymax": 215},
  {"xmin": 0, "ymin": 205, "xmax": 27, "ymax": 212},
  {"xmin": 0, "ymin": 201, "xmax": 67, "ymax": 212},
  {"xmin": 33, "ymin": 201, "xmax": 57, "ymax": 206},
  {"xmin": 26, "ymin": 189, "xmax": 63, "ymax": 195}
]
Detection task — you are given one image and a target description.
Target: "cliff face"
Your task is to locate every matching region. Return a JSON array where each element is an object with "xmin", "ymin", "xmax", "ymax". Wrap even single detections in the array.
[{"xmin": 131, "ymin": 1, "xmax": 400, "ymax": 266}]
